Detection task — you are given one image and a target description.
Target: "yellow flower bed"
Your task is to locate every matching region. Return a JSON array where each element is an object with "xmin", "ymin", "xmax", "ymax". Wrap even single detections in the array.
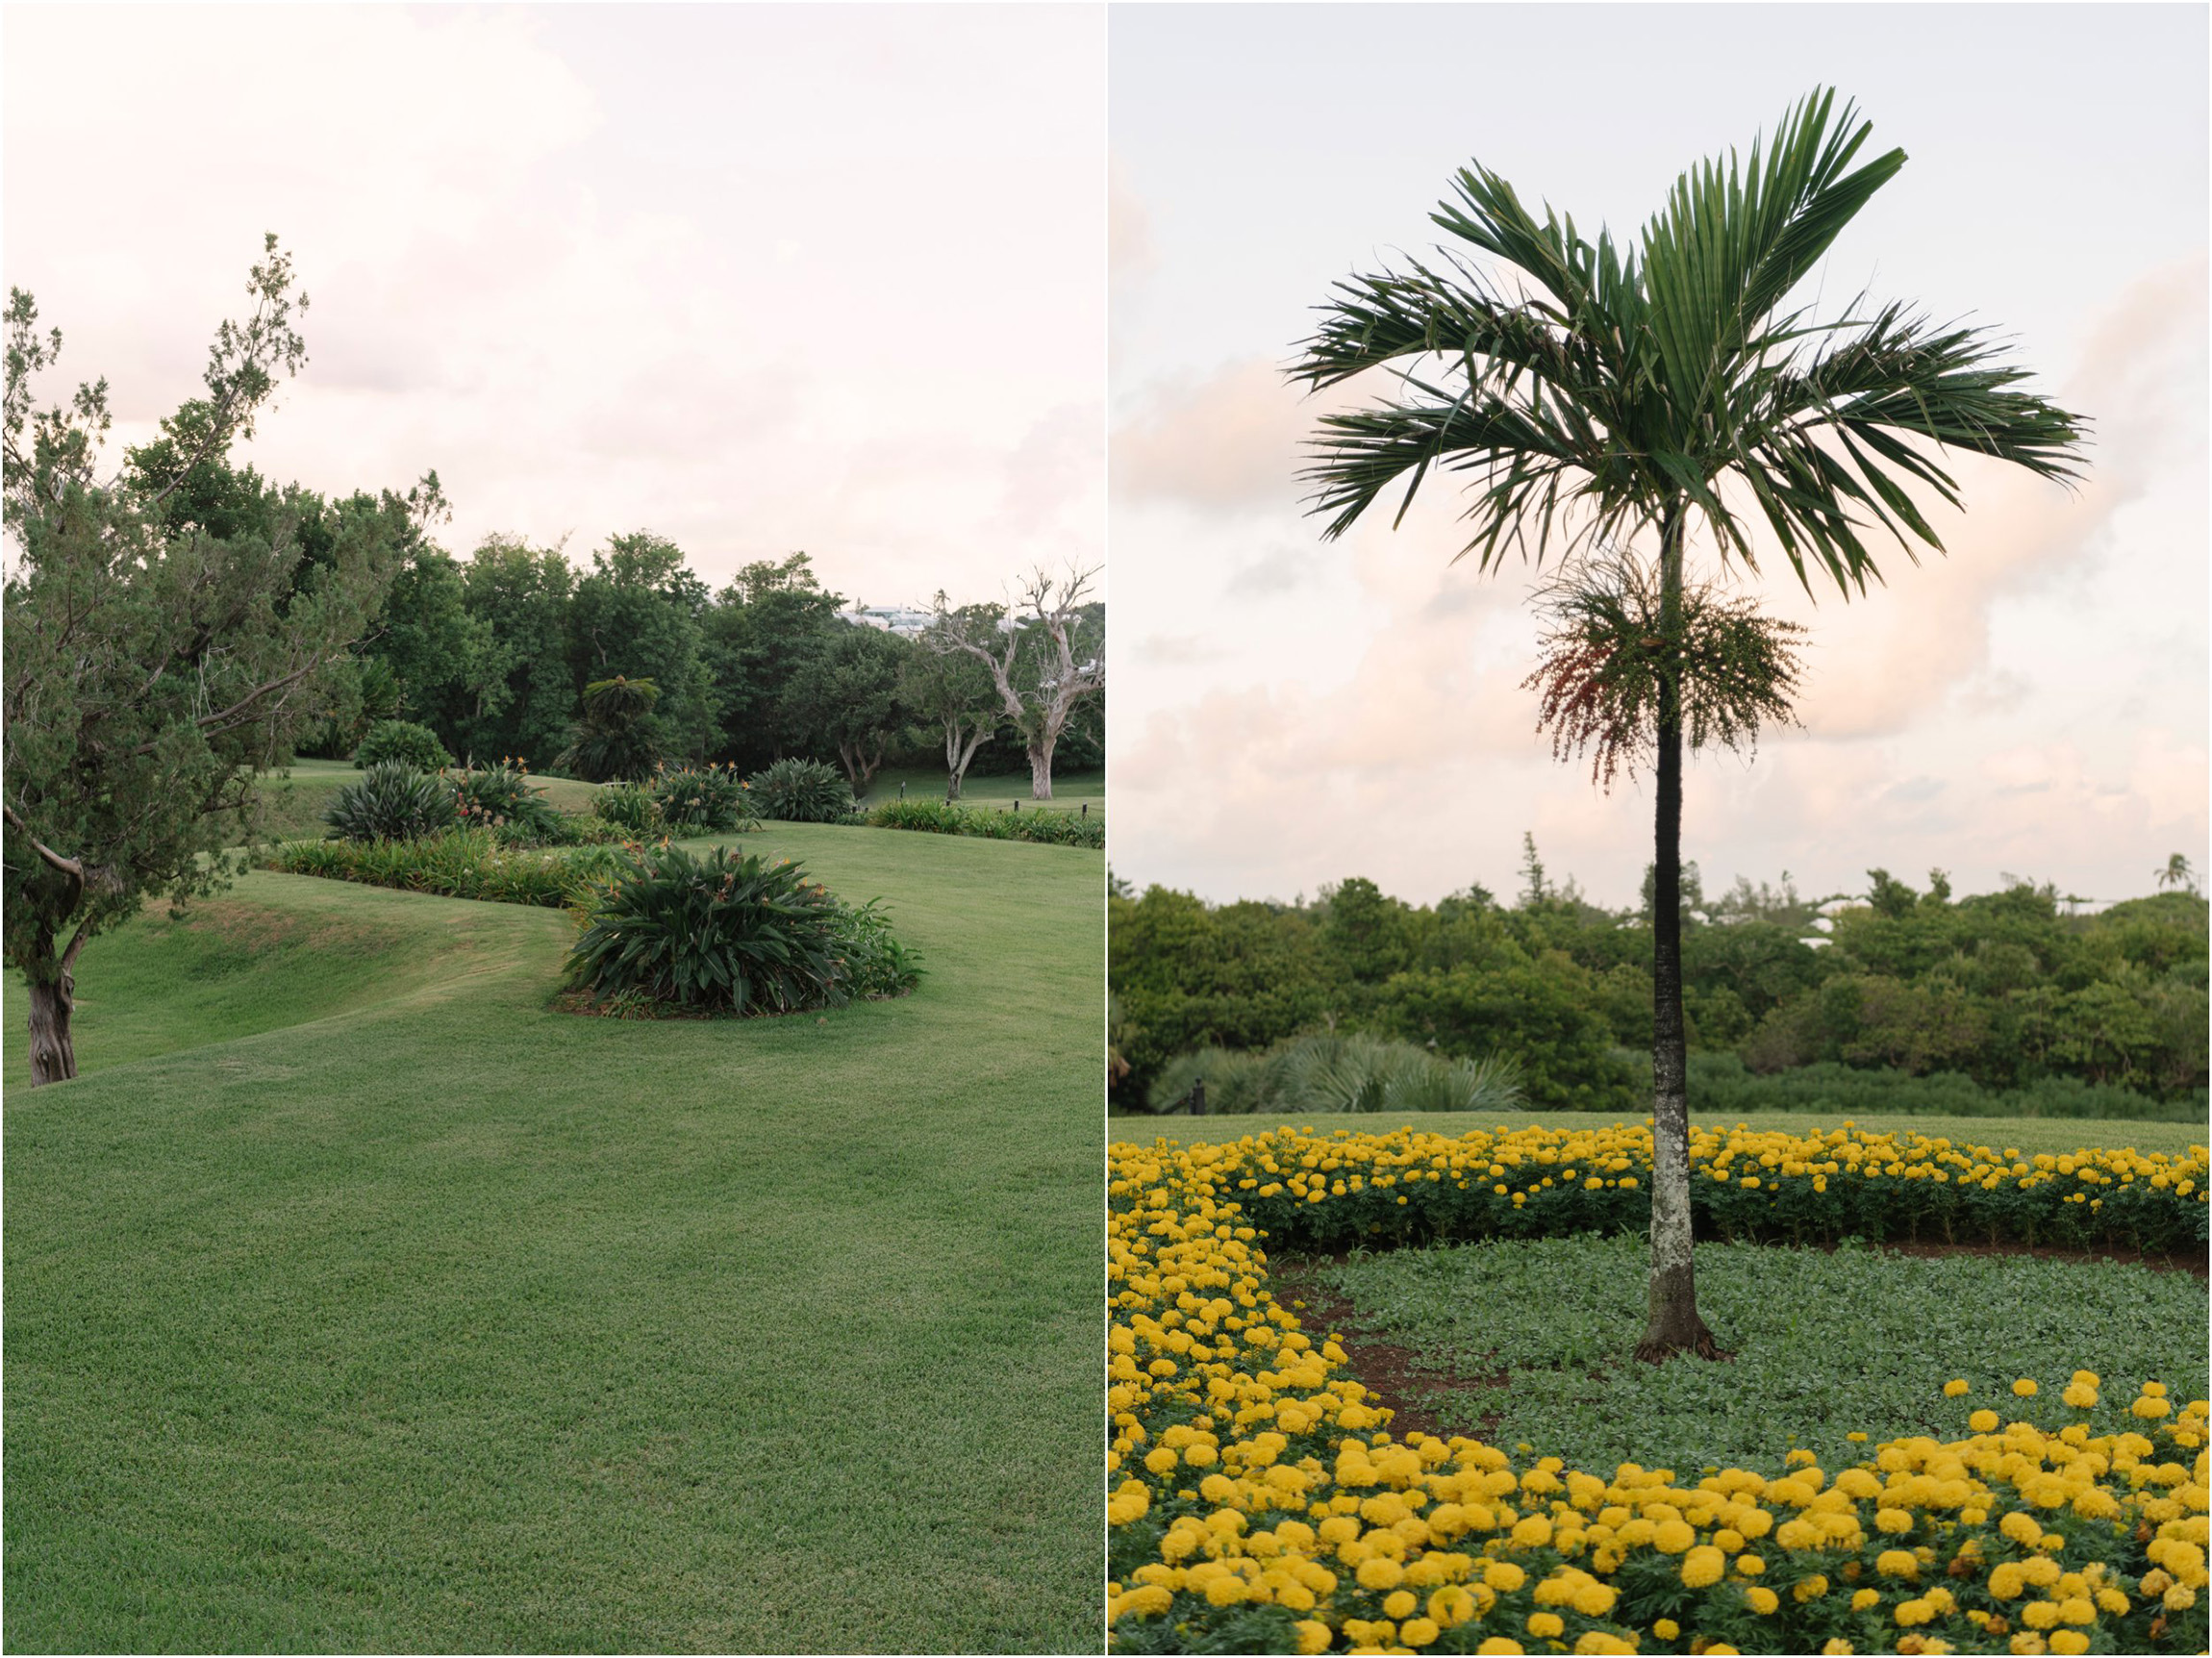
[{"xmin": 1107, "ymin": 1129, "xmax": 2211, "ymax": 1655}]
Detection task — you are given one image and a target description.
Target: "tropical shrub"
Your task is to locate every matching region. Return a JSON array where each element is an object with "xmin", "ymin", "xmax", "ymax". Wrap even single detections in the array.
[
  {"xmin": 746, "ymin": 757, "xmax": 856, "ymax": 823},
  {"xmin": 270, "ymin": 828, "xmax": 624, "ymax": 907},
  {"xmin": 867, "ymin": 796, "xmax": 1104, "ymax": 848},
  {"xmin": 563, "ymin": 843, "xmax": 916, "ymax": 1016},
  {"xmin": 324, "ymin": 762, "xmax": 458, "ymax": 842},
  {"xmin": 1106, "ymin": 1130, "xmax": 2212, "ymax": 1656},
  {"xmin": 449, "ymin": 761, "xmax": 565, "ymax": 844},
  {"xmin": 1146, "ymin": 1032, "xmax": 1523, "ymax": 1116},
  {"xmin": 592, "ymin": 780, "xmax": 663, "ymax": 835},
  {"xmin": 650, "ymin": 763, "xmax": 756, "ymax": 834},
  {"xmin": 352, "ymin": 718, "xmax": 452, "ymax": 771},
  {"xmin": 828, "ymin": 898, "xmax": 925, "ymax": 1002},
  {"xmin": 557, "ymin": 675, "xmax": 663, "ymax": 783}
]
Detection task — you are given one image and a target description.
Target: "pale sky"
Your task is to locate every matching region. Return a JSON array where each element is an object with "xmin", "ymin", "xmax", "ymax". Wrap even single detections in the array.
[
  {"xmin": 3, "ymin": 4, "xmax": 1105, "ymax": 611},
  {"xmin": 1110, "ymin": 3, "xmax": 2210, "ymax": 911}
]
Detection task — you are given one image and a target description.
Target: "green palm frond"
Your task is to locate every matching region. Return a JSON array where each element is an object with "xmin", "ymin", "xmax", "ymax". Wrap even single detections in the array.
[{"xmin": 1288, "ymin": 87, "xmax": 2091, "ymax": 597}]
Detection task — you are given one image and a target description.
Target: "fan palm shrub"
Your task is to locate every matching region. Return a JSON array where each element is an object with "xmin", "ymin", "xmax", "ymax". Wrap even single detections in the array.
[
  {"xmin": 324, "ymin": 762, "xmax": 457, "ymax": 842},
  {"xmin": 745, "ymin": 758, "xmax": 856, "ymax": 823},
  {"xmin": 1292, "ymin": 88, "xmax": 2087, "ymax": 1357}
]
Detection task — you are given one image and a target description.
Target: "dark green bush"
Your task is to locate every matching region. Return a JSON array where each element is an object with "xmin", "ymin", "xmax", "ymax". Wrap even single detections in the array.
[
  {"xmin": 269, "ymin": 828, "xmax": 624, "ymax": 907},
  {"xmin": 865, "ymin": 796, "xmax": 1103, "ymax": 848},
  {"xmin": 563, "ymin": 843, "xmax": 916, "ymax": 1016},
  {"xmin": 556, "ymin": 675, "xmax": 662, "ymax": 783},
  {"xmin": 325, "ymin": 763, "xmax": 458, "ymax": 842},
  {"xmin": 746, "ymin": 758, "xmax": 856, "ymax": 823},
  {"xmin": 450, "ymin": 762, "xmax": 565, "ymax": 843},
  {"xmin": 651, "ymin": 763, "xmax": 756, "ymax": 834},
  {"xmin": 352, "ymin": 719, "xmax": 452, "ymax": 770}
]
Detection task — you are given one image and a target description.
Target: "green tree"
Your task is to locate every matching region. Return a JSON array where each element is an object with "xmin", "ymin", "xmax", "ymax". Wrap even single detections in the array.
[
  {"xmin": 568, "ymin": 533, "xmax": 717, "ymax": 764},
  {"xmin": 700, "ymin": 552, "xmax": 848, "ymax": 770},
  {"xmin": 783, "ymin": 622, "xmax": 914, "ymax": 792},
  {"xmin": 557, "ymin": 675, "xmax": 663, "ymax": 783},
  {"xmin": 452, "ymin": 534, "xmax": 579, "ymax": 766},
  {"xmin": 3, "ymin": 239, "xmax": 418, "ymax": 1083},
  {"xmin": 1291, "ymin": 89, "xmax": 2086, "ymax": 1358},
  {"xmin": 901, "ymin": 598, "xmax": 1004, "ymax": 799}
]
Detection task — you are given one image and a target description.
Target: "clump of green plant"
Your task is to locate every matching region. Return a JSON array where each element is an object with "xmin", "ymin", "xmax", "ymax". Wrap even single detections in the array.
[
  {"xmin": 351, "ymin": 719, "xmax": 452, "ymax": 771},
  {"xmin": 563, "ymin": 843, "xmax": 917, "ymax": 1017},
  {"xmin": 865, "ymin": 797, "xmax": 1103, "ymax": 848},
  {"xmin": 650, "ymin": 763, "xmax": 757, "ymax": 834},
  {"xmin": 556, "ymin": 675, "xmax": 663, "ymax": 783},
  {"xmin": 1146, "ymin": 1032, "xmax": 1523, "ymax": 1116},
  {"xmin": 450, "ymin": 761, "xmax": 565, "ymax": 843},
  {"xmin": 744, "ymin": 758, "xmax": 856, "ymax": 823},
  {"xmin": 324, "ymin": 762, "xmax": 458, "ymax": 842},
  {"xmin": 270, "ymin": 828, "xmax": 621, "ymax": 907},
  {"xmin": 591, "ymin": 780, "xmax": 663, "ymax": 835},
  {"xmin": 829, "ymin": 897, "xmax": 925, "ymax": 1001}
]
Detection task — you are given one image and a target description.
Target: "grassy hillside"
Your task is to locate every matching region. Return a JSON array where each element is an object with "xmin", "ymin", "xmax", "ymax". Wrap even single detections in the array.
[
  {"xmin": 864, "ymin": 765, "xmax": 1104, "ymax": 817},
  {"xmin": 254, "ymin": 760, "xmax": 603, "ymax": 842},
  {"xmin": 1127, "ymin": 1107, "xmax": 2209, "ymax": 1160},
  {"xmin": 5, "ymin": 824, "xmax": 1101, "ymax": 1652}
]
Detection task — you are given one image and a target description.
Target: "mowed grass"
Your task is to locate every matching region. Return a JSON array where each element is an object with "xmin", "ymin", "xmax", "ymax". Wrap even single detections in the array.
[
  {"xmin": 862, "ymin": 765, "xmax": 1104, "ymax": 818},
  {"xmin": 1121, "ymin": 1108, "xmax": 2210, "ymax": 1160},
  {"xmin": 1311, "ymin": 1233, "xmax": 2212, "ymax": 1478},
  {"xmin": 5, "ymin": 824, "xmax": 1102, "ymax": 1652}
]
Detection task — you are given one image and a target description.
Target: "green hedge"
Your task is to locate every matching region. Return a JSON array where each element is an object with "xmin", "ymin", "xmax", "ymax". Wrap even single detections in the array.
[{"xmin": 867, "ymin": 797, "xmax": 1103, "ymax": 848}]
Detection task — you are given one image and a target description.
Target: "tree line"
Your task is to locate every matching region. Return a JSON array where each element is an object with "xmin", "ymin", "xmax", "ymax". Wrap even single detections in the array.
[
  {"xmin": 1109, "ymin": 842, "xmax": 2209, "ymax": 1118},
  {"xmin": 309, "ymin": 535, "xmax": 1101, "ymax": 796}
]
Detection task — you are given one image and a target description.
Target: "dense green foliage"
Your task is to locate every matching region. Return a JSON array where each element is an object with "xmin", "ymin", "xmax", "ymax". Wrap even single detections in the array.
[
  {"xmin": 648, "ymin": 764, "xmax": 754, "ymax": 834},
  {"xmin": 591, "ymin": 780, "xmax": 662, "ymax": 835},
  {"xmin": 1148, "ymin": 1032, "xmax": 1524, "ymax": 1117},
  {"xmin": 747, "ymin": 757, "xmax": 857, "ymax": 823},
  {"xmin": 317, "ymin": 540, "xmax": 1105, "ymax": 792},
  {"xmin": 866, "ymin": 796, "xmax": 1105, "ymax": 848},
  {"xmin": 562, "ymin": 842, "xmax": 918, "ymax": 1016},
  {"xmin": 350, "ymin": 719, "xmax": 450, "ymax": 771},
  {"xmin": 323, "ymin": 763, "xmax": 457, "ymax": 843},
  {"xmin": 447, "ymin": 761, "xmax": 565, "ymax": 844},
  {"xmin": 1317, "ymin": 1233, "xmax": 2209, "ymax": 1478},
  {"xmin": 270, "ymin": 829, "xmax": 626, "ymax": 908},
  {"xmin": 557, "ymin": 675, "xmax": 664, "ymax": 784},
  {"xmin": 1110, "ymin": 862, "xmax": 2210, "ymax": 1118}
]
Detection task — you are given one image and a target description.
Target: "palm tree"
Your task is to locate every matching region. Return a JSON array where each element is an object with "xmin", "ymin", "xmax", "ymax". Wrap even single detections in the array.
[
  {"xmin": 2156, "ymin": 853, "xmax": 2197, "ymax": 895},
  {"xmin": 1289, "ymin": 88, "xmax": 2087, "ymax": 1360}
]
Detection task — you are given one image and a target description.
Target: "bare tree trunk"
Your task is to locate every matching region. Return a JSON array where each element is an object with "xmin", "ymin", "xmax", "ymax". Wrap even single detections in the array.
[
  {"xmin": 943, "ymin": 717, "xmax": 991, "ymax": 802},
  {"xmin": 1027, "ymin": 733, "xmax": 1056, "ymax": 800},
  {"xmin": 1637, "ymin": 504, "xmax": 1717, "ymax": 1363},
  {"xmin": 22, "ymin": 947, "xmax": 78, "ymax": 1086}
]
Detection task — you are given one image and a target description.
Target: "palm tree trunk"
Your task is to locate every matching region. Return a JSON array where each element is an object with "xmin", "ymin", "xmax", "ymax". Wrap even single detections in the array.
[{"xmin": 1637, "ymin": 503, "xmax": 1718, "ymax": 1362}]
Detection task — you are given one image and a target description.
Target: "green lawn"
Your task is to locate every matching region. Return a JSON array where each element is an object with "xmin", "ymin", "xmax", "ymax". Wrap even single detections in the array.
[
  {"xmin": 862, "ymin": 765, "xmax": 1104, "ymax": 818},
  {"xmin": 1118, "ymin": 1108, "xmax": 2210, "ymax": 1159},
  {"xmin": 1307, "ymin": 1233, "xmax": 2210, "ymax": 1478},
  {"xmin": 5, "ymin": 824, "xmax": 1102, "ymax": 1652}
]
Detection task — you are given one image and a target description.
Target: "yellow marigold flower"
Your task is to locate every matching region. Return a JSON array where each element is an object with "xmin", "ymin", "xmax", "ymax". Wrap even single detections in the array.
[
  {"xmin": 1570, "ymin": 1580, "xmax": 1615, "ymax": 1618},
  {"xmin": 1896, "ymin": 1598, "xmax": 1934, "ymax": 1626},
  {"xmin": 1652, "ymin": 1620, "xmax": 1679, "ymax": 1641},
  {"xmin": 1746, "ymin": 1585, "xmax": 1780, "ymax": 1614},
  {"xmin": 1399, "ymin": 1618, "xmax": 1440, "ymax": 1647},
  {"xmin": 1796, "ymin": 1574, "xmax": 1830, "ymax": 1602},
  {"xmin": 2165, "ymin": 1582, "xmax": 2199, "ymax": 1612},
  {"xmin": 1428, "ymin": 1586, "xmax": 1477, "ymax": 1627},
  {"xmin": 1119, "ymin": 1584, "xmax": 1173, "ymax": 1618},
  {"xmin": 1383, "ymin": 1592, "xmax": 1417, "ymax": 1620},
  {"xmin": 1525, "ymin": 1612, "xmax": 1565, "ymax": 1639},
  {"xmin": 1679, "ymin": 1545, "xmax": 1726, "ymax": 1588},
  {"xmin": 1998, "ymin": 1513, "xmax": 2043, "ymax": 1547},
  {"xmin": 1484, "ymin": 1561, "xmax": 1525, "ymax": 1594},
  {"xmin": 2132, "ymin": 1395, "xmax": 2173, "ymax": 1420},
  {"xmin": 1945, "ymin": 1379, "xmax": 1971, "ymax": 1397},
  {"xmin": 1356, "ymin": 1557, "xmax": 1403, "ymax": 1591},
  {"xmin": 2046, "ymin": 1634, "xmax": 2089, "ymax": 1656},
  {"xmin": 2013, "ymin": 1378, "xmax": 2039, "ymax": 1397},
  {"xmin": 1970, "ymin": 1410, "xmax": 2001, "ymax": 1433},
  {"xmin": 1877, "ymin": 1507, "xmax": 1914, "ymax": 1534},
  {"xmin": 2061, "ymin": 1383, "xmax": 2098, "ymax": 1409},
  {"xmin": 1473, "ymin": 1642, "xmax": 1525, "ymax": 1656},
  {"xmin": 1821, "ymin": 1643, "xmax": 1854, "ymax": 1655},
  {"xmin": 1851, "ymin": 1589, "xmax": 1880, "ymax": 1611},
  {"xmin": 2021, "ymin": 1602, "xmax": 2059, "ymax": 1630},
  {"xmin": 1295, "ymin": 1619, "xmax": 1333, "ymax": 1653},
  {"xmin": 1876, "ymin": 1549, "xmax": 1921, "ymax": 1580},
  {"xmin": 1989, "ymin": 1562, "xmax": 2027, "ymax": 1599},
  {"xmin": 1512, "ymin": 1515, "xmax": 1552, "ymax": 1547},
  {"xmin": 1653, "ymin": 1519, "xmax": 1697, "ymax": 1554}
]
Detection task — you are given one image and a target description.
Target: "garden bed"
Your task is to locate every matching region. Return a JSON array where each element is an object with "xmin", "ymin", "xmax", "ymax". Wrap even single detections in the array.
[{"xmin": 1108, "ymin": 1125, "xmax": 2212, "ymax": 1654}]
